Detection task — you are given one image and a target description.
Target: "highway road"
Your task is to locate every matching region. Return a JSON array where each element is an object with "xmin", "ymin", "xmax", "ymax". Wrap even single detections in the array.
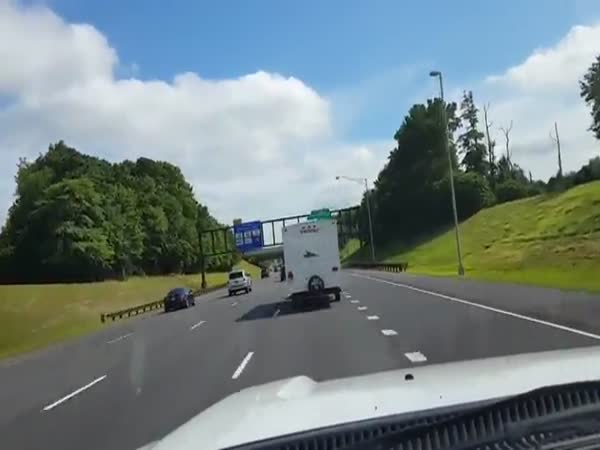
[{"xmin": 2, "ymin": 269, "xmax": 600, "ymax": 449}]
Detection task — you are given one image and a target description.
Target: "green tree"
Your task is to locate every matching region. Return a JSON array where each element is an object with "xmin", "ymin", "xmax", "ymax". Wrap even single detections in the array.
[
  {"xmin": 372, "ymin": 98, "xmax": 460, "ymax": 239},
  {"xmin": 26, "ymin": 177, "xmax": 113, "ymax": 281},
  {"xmin": 580, "ymin": 54, "xmax": 600, "ymax": 140},
  {"xmin": 458, "ymin": 91, "xmax": 488, "ymax": 175},
  {"xmin": 0, "ymin": 142, "xmax": 230, "ymax": 283},
  {"xmin": 496, "ymin": 179, "xmax": 528, "ymax": 204},
  {"xmin": 434, "ymin": 172, "xmax": 495, "ymax": 219}
]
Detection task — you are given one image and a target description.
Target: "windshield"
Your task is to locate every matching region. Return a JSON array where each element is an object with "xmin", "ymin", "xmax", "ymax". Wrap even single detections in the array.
[
  {"xmin": 2, "ymin": 1, "xmax": 600, "ymax": 450},
  {"xmin": 168, "ymin": 288, "xmax": 188, "ymax": 296}
]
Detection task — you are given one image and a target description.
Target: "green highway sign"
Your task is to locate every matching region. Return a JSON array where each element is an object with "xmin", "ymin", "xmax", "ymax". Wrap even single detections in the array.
[{"xmin": 308, "ymin": 208, "xmax": 332, "ymax": 220}]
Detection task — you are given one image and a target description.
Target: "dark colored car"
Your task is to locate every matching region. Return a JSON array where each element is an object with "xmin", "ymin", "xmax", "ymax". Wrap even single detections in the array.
[
  {"xmin": 261, "ymin": 267, "xmax": 269, "ymax": 278},
  {"xmin": 164, "ymin": 287, "xmax": 195, "ymax": 312}
]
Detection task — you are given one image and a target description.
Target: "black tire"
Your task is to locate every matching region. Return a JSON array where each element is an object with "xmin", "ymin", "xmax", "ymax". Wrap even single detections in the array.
[
  {"xmin": 307, "ymin": 275, "xmax": 325, "ymax": 294},
  {"xmin": 245, "ymin": 287, "xmax": 249, "ymax": 294},
  {"xmin": 333, "ymin": 291, "xmax": 341, "ymax": 302},
  {"xmin": 228, "ymin": 291, "xmax": 232, "ymax": 297},
  {"xmin": 291, "ymin": 296, "xmax": 303, "ymax": 310}
]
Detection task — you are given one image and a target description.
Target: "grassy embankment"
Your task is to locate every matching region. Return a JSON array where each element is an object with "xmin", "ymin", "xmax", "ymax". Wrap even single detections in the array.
[
  {"xmin": 343, "ymin": 181, "xmax": 600, "ymax": 292},
  {"xmin": 0, "ymin": 261, "xmax": 259, "ymax": 359}
]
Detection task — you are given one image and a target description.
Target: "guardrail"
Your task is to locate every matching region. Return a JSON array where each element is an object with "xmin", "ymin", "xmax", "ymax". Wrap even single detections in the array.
[
  {"xmin": 346, "ymin": 262, "xmax": 408, "ymax": 272},
  {"xmin": 100, "ymin": 283, "xmax": 227, "ymax": 323}
]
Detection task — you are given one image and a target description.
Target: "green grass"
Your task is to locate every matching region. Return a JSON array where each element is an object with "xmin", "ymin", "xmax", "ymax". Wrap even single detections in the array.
[
  {"xmin": 340, "ymin": 238, "xmax": 362, "ymax": 260},
  {"xmin": 0, "ymin": 260, "xmax": 258, "ymax": 359},
  {"xmin": 344, "ymin": 181, "xmax": 600, "ymax": 292}
]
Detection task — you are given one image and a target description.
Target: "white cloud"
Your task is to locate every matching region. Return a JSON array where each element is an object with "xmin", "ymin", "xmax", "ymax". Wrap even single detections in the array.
[
  {"xmin": 486, "ymin": 25, "xmax": 600, "ymax": 92},
  {"xmin": 3, "ymin": 1, "xmax": 598, "ymax": 231},
  {"xmin": 473, "ymin": 23, "xmax": 600, "ymax": 180},
  {"xmin": 0, "ymin": 1, "xmax": 388, "ymax": 225},
  {"xmin": 0, "ymin": 1, "xmax": 116, "ymax": 97}
]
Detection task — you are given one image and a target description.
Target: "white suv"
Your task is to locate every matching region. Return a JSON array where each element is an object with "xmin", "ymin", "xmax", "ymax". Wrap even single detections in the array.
[{"xmin": 228, "ymin": 269, "xmax": 252, "ymax": 296}]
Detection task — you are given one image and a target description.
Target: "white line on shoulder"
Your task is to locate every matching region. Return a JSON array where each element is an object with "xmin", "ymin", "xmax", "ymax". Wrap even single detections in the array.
[{"xmin": 351, "ymin": 272, "xmax": 600, "ymax": 341}]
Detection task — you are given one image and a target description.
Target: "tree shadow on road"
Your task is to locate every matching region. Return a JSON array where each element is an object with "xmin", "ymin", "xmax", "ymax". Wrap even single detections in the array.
[{"xmin": 236, "ymin": 299, "xmax": 331, "ymax": 321}]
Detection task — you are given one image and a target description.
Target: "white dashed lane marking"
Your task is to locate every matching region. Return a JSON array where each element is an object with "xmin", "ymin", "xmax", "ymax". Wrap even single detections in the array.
[
  {"xmin": 366, "ymin": 315, "xmax": 379, "ymax": 320},
  {"xmin": 42, "ymin": 375, "xmax": 107, "ymax": 411},
  {"xmin": 405, "ymin": 351, "xmax": 427, "ymax": 363},
  {"xmin": 357, "ymin": 306, "xmax": 368, "ymax": 311},
  {"xmin": 106, "ymin": 333, "xmax": 133, "ymax": 344},
  {"xmin": 350, "ymin": 300, "xmax": 359, "ymax": 304},
  {"xmin": 232, "ymin": 352, "xmax": 254, "ymax": 379},
  {"xmin": 381, "ymin": 329, "xmax": 398, "ymax": 336},
  {"xmin": 351, "ymin": 272, "xmax": 600, "ymax": 341},
  {"xmin": 189, "ymin": 320, "xmax": 205, "ymax": 331}
]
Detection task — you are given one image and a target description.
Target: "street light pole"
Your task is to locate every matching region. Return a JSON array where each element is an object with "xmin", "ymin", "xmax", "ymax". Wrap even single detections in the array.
[
  {"xmin": 363, "ymin": 178, "xmax": 376, "ymax": 262},
  {"xmin": 429, "ymin": 70, "xmax": 465, "ymax": 276},
  {"xmin": 336, "ymin": 175, "xmax": 376, "ymax": 262}
]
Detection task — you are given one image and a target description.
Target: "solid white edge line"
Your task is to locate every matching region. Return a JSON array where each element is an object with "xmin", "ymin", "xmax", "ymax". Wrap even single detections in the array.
[
  {"xmin": 42, "ymin": 375, "xmax": 107, "ymax": 411},
  {"xmin": 232, "ymin": 352, "xmax": 254, "ymax": 379},
  {"xmin": 189, "ymin": 320, "xmax": 206, "ymax": 331},
  {"xmin": 351, "ymin": 272, "xmax": 600, "ymax": 341},
  {"xmin": 405, "ymin": 351, "xmax": 428, "ymax": 363},
  {"xmin": 106, "ymin": 333, "xmax": 133, "ymax": 344}
]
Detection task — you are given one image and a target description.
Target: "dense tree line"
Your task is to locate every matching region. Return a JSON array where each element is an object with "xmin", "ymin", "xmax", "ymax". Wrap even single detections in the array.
[
  {"xmin": 0, "ymin": 142, "xmax": 237, "ymax": 283},
  {"xmin": 355, "ymin": 54, "xmax": 600, "ymax": 248}
]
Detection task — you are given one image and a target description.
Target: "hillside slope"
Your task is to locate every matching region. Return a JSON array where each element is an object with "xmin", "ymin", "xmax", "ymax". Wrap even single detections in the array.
[{"xmin": 349, "ymin": 181, "xmax": 600, "ymax": 291}]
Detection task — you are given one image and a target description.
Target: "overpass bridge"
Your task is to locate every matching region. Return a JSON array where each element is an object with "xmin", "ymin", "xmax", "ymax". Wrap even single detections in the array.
[
  {"xmin": 198, "ymin": 206, "xmax": 361, "ymax": 286},
  {"xmin": 243, "ymin": 245, "xmax": 283, "ymax": 260}
]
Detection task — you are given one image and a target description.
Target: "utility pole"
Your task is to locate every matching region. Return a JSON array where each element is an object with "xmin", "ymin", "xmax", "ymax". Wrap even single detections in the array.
[
  {"xmin": 550, "ymin": 121, "xmax": 563, "ymax": 178},
  {"xmin": 336, "ymin": 175, "xmax": 376, "ymax": 262},
  {"xmin": 430, "ymin": 70, "xmax": 465, "ymax": 276},
  {"xmin": 199, "ymin": 230, "xmax": 207, "ymax": 289},
  {"xmin": 363, "ymin": 178, "xmax": 376, "ymax": 262}
]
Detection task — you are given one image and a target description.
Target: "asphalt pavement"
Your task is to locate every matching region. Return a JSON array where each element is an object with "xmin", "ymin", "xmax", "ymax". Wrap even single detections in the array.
[{"xmin": 1, "ymin": 270, "xmax": 600, "ymax": 449}]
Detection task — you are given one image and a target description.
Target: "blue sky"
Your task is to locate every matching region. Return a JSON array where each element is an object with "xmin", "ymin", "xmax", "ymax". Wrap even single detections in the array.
[
  {"xmin": 46, "ymin": 0, "xmax": 600, "ymax": 141},
  {"xmin": 2, "ymin": 0, "xmax": 600, "ymax": 222}
]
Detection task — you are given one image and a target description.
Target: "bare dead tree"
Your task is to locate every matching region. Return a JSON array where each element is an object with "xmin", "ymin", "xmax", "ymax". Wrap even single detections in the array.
[
  {"xmin": 529, "ymin": 170, "xmax": 533, "ymax": 183},
  {"xmin": 549, "ymin": 121, "xmax": 563, "ymax": 178},
  {"xmin": 483, "ymin": 103, "xmax": 496, "ymax": 182},
  {"xmin": 499, "ymin": 120, "xmax": 513, "ymax": 168}
]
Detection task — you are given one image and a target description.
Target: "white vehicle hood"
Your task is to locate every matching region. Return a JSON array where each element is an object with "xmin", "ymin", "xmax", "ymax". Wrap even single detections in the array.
[{"xmin": 142, "ymin": 345, "xmax": 600, "ymax": 450}]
